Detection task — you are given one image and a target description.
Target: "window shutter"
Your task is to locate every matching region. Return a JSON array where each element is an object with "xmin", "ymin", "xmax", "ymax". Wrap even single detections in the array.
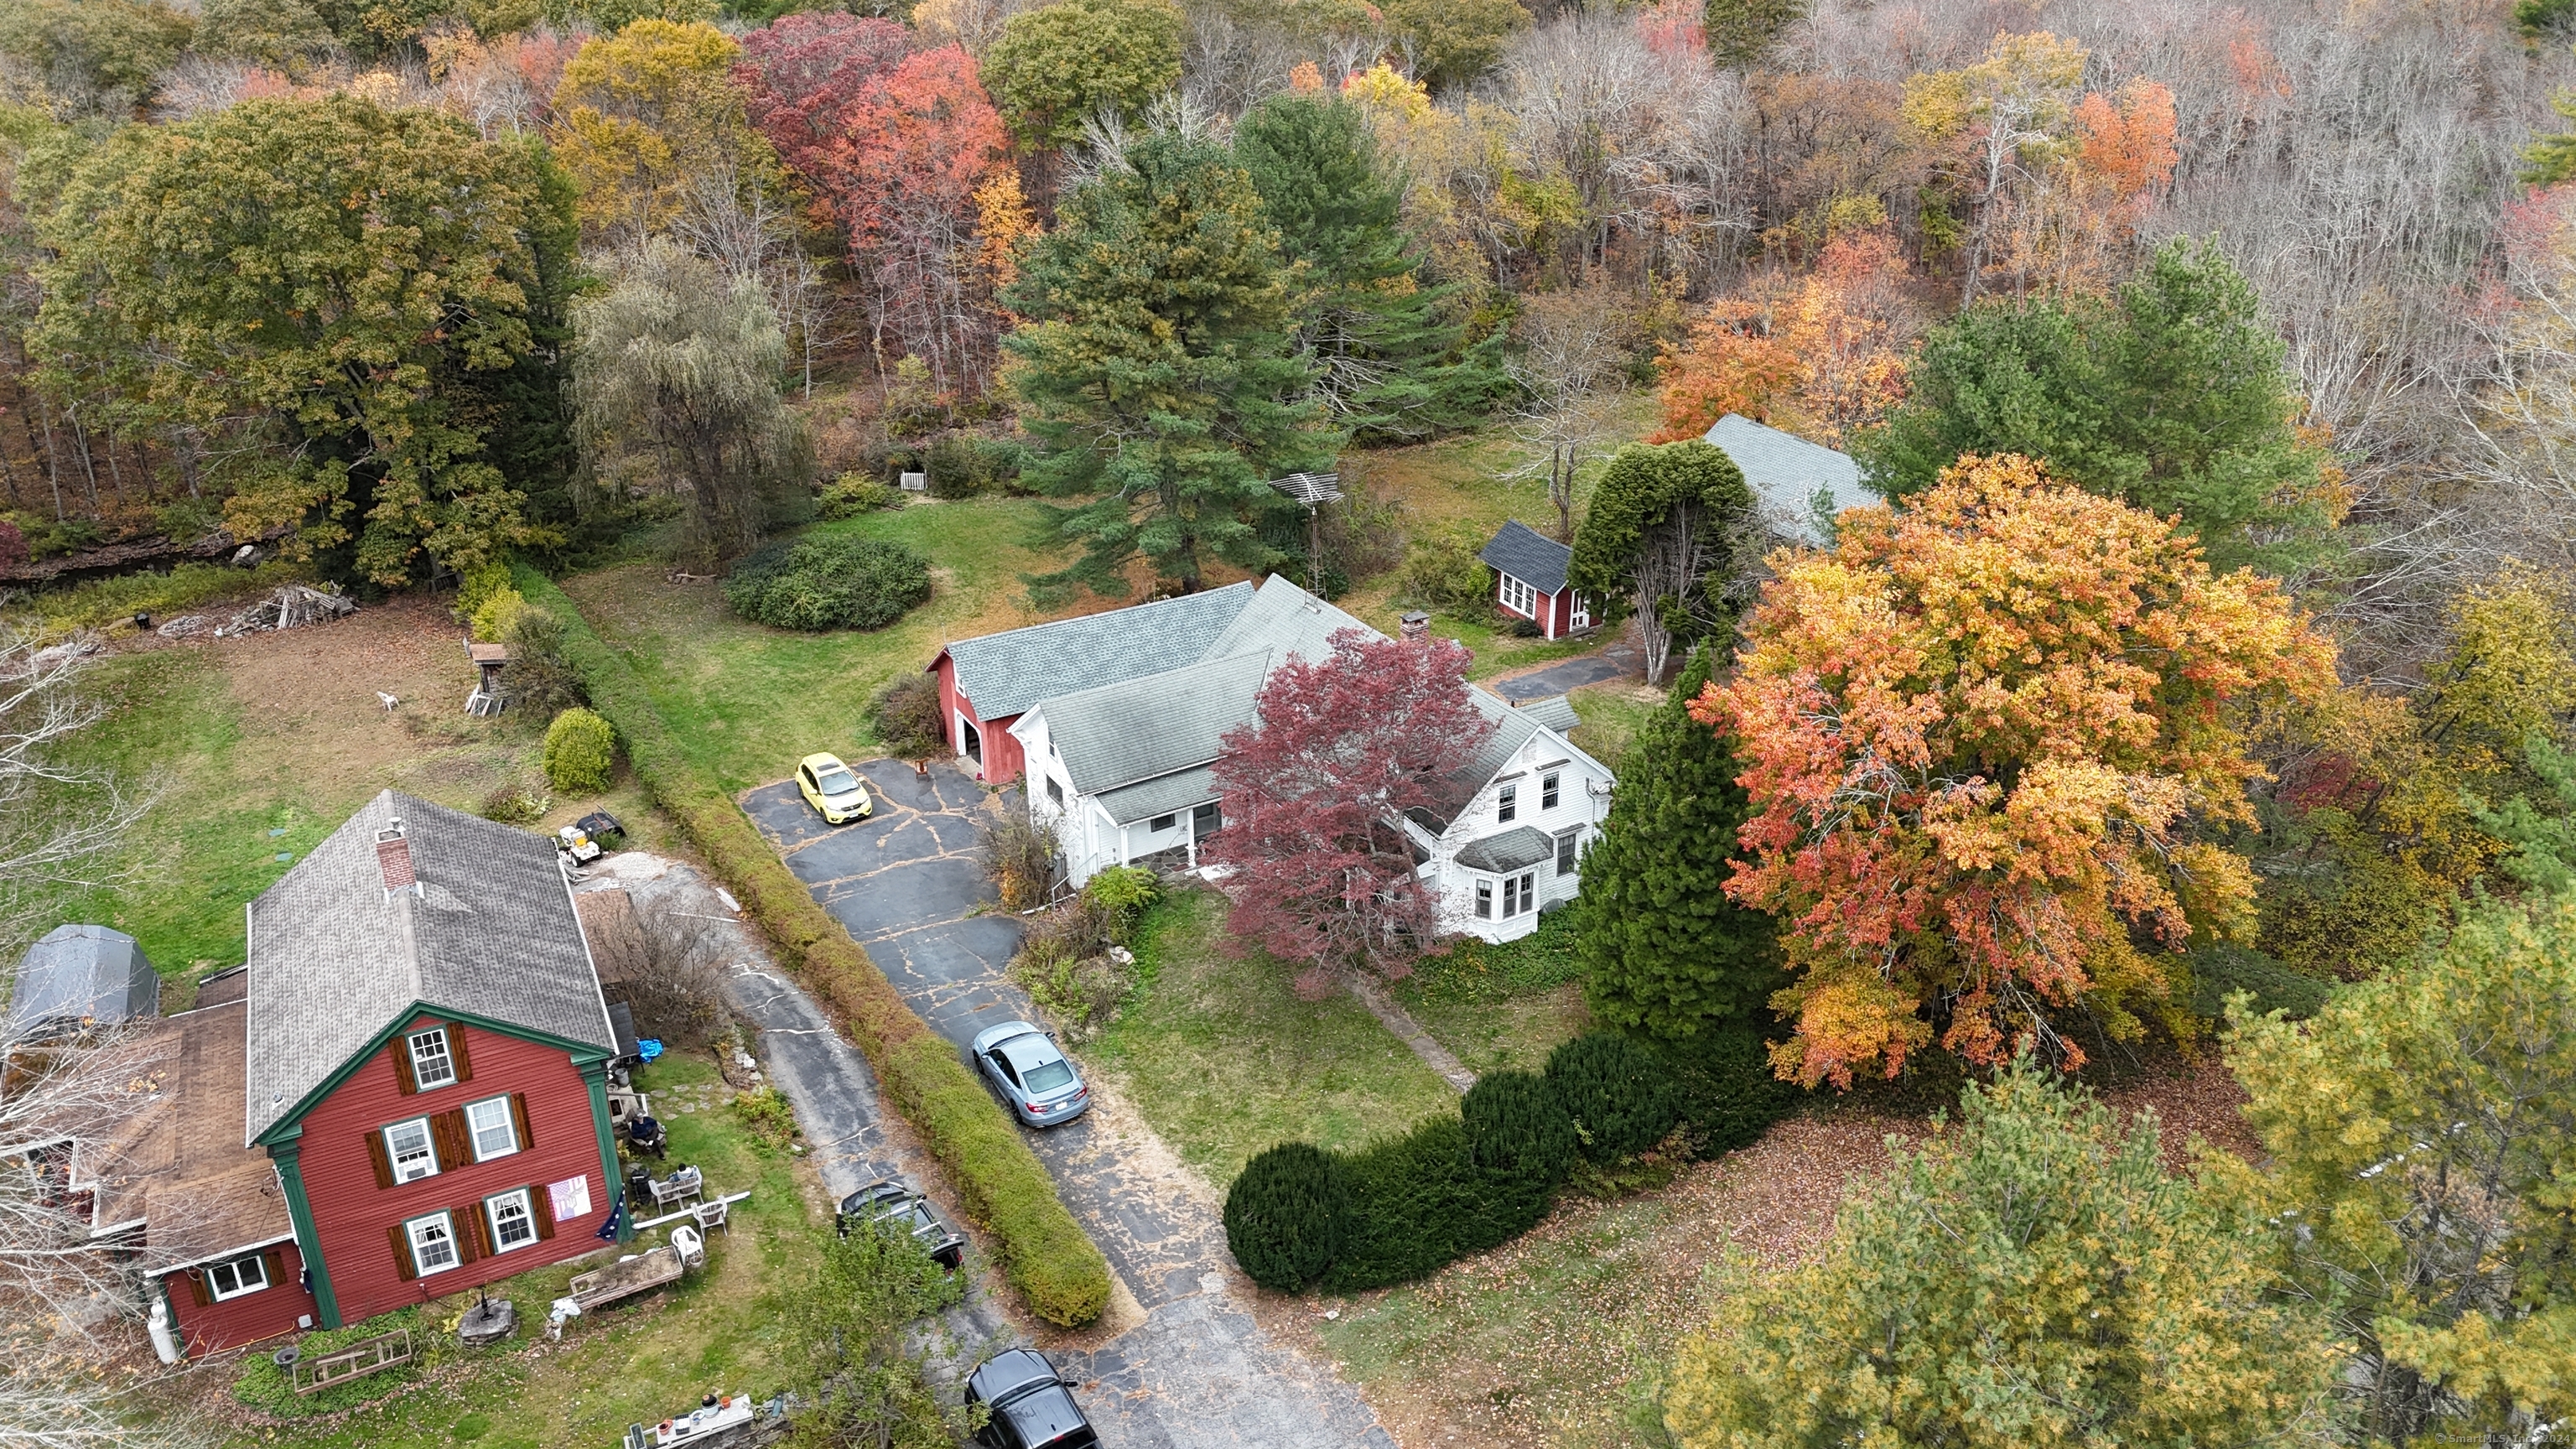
[
  {"xmin": 262, "ymin": 1249, "xmax": 285, "ymax": 1287},
  {"xmin": 509, "ymin": 1093, "xmax": 532, "ymax": 1152},
  {"xmin": 365, "ymin": 1130, "xmax": 396, "ymax": 1190},
  {"xmin": 431, "ymin": 1109, "xmax": 470, "ymax": 1168},
  {"xmin": 184, "ymin": 1270, "xmax": 210, "ymax": 1307},
  {"xmin": 389, "ymin": 1224, "xmax": 418, "ymax": 1281},
  {"xmin": 531, "ymin": 1186, "xmax": 555, "ymax": 1241},
  {"xmin": 454, "ymin": 1206, "xmax": 486, "ymax": 1263},
  {"xmin": 446, "ymin": 1022, "xmax": 473, "ymax": 1083},
  {"xmin": 391, "ymin": 1038, "xmax": 418, "ymax": 1095}
]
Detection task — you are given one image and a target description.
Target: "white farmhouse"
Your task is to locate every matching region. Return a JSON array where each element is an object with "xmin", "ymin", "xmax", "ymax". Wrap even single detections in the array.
[{"xmin": 931, "ymin": 574, "xmax": 1613, "ymax": 943}]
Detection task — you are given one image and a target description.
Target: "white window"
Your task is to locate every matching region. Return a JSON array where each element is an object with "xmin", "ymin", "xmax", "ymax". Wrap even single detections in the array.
[
  {"xmin": 1046, "ymin": 776, "xmax": 1065, "ymax": 810},
  {"xmin": 1192, "ymin": 801, "xmax": 1222, "ymax": 835},
  {"xmin": 205, "ymin": 1252, "xmax": 268, "ymax": 1301},
  {"xmin": 1149, "ymin": 813, "xmax": 1176, "ymax": 832},
  {"xmin": 1498, "ymin": 783, "xmax": 1518, "ymax": 823},
  {"xmin": 486, "ymin": 1189, "xmax": 538, "ymax": 1253},
  {"xmin": 1504, "ymin": 871, "xmax": 1535, "ymax": 917},
  {"xmin": 465, "ymin": 1096, "xmax": 519, "ymax": 1162},
  {"xmin": 1474, "ymin": 880, "xmax": 1493, "ymax": 919},
  {"xmin": 1542, "ymin": 771, "xmax": 1561, "ymax": 811},
  {"xmin": 406, "ymin": 1213, "xmax": 460, "ymax": 1275},
  {"xmin": 384, "ymin": 1118, "xmax": 439, "ymax": 1182},
  {"xmin": 1569, "ymin": 595, "xmax": 1590, "ymax": 629},
  {"xmin": 1556, "ymin": 828, "xmax": 1582, "ymax": 877},
  {"xmin": 1499, "ymin": 574, "xmax": 1535, "ymax": 615},
  {"xmin": 408, "ymin": 1027, "xmax": 455, "ymax": 1089}
]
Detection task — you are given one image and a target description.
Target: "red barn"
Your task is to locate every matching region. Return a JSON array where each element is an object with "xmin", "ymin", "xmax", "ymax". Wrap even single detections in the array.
[{"xmin": 1479, "ymin": 521, "xmax": 1592, "ymax": 641}]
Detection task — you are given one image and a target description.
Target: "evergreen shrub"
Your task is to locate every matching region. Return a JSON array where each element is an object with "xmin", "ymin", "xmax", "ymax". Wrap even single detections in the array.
[
  {"xmin": 1548, "ymin": 1032, "xmax": 1679, "ymax": 1161},
  {"xmin": 1323, "ymin": 1115, "xmax": 1493, "ymax": 1291},
  {"xmin": 543, "ymin": 707, "xmax": 615, "ymax": 794},
  {"xmin": 724, "ymin": 534, "xmax": 932, "ymax": 631},
  {"xmin": 1658, "ymin": 1029, "xmax": 1797, "ymax": 1161},
  {"xmin": 1223, "ymin": 1143, "xmax": 1351, "ymax": 1291},
  {"xmin": 1462, "ymin": 1068, "xmax": 1576, "ymax": 1238},
  {"xmin": 925, "ymin": 433, "xmax": 1025, "ymax": 498},
  {"xmin": 2189, "ymin": 942, "xmax": 2332, "ymax": 1021}
]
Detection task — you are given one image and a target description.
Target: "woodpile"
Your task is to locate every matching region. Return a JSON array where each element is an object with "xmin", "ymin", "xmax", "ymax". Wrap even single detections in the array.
[{"xmin": 214, "ymin": 584, "xmax": 355, "ymax": 637}]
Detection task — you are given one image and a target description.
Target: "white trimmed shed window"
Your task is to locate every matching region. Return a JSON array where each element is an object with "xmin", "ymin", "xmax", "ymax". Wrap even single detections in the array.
[
  {"xmin": 407, "ymin": 1027, "xmax": 456, "ymax": 1088},
  {"xmin": 384, "ymin": 1118, "xmax": 438, "ymax": 1182},
  {"xmin": 465, "ymin": 1096, "xmax": 519, "ymax": 1161},
  {"xmin": 406, "ymin": 1213, "xmax": 460, "ymax": 1275},
  {"xmin": 206, "ymin": 1252, "xmax": 268, "ymax": 1301},
  {"xmin": 1499, "ymin": 574, "xmax": 1536, "ymax": 615},
  {"xmin": 486, "ymin": 1189, "xmax": 538, "ymax": 1253}
]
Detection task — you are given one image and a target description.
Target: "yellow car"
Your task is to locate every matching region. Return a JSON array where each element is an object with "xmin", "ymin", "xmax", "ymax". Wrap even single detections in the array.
[{"xmin": 796, "ymin": 753, "xmax": 874, "ymax": 824}]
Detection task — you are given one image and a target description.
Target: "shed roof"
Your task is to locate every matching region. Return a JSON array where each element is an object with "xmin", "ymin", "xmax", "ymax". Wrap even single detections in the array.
[
  {"xmin": 243, "ymin": 790, "xmax": 615, "ymax": 1145},
  {"xmin": 1704, "ymin": 413, "xmax": 1872, "ymax": 546},
  {"xmin": 1478, "ymin": 520, "xmax": 1572, "ymax": 596},
  {"xmin": 937, "ymin": 582, "xmax": 1255, "ymax": 722},
  {"xmin": 8, "ymin": 924, "xmax": 157, "ymax": 1039},
  {"xmin": 1454, "ymin": 826, "xmax": 1556, "ymax": 873}
]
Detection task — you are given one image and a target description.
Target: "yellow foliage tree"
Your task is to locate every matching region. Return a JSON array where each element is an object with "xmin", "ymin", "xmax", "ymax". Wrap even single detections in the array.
[{"xmin": 550, "ymin": 18, "xmax": 786, "ymax": 246}]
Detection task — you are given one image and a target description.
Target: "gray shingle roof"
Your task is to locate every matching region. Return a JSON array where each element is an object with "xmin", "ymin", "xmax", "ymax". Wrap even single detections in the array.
[
  {"xmin": 941, "ymin": 582, "xmax": 1255, "ymax": 721},
  {"xmin": 1095, "ymin": 765, "xmax": 1220, "ymax": 825},
  {"xmin": 1705, "ymin": 413, "xmax": 1872, "ymax": 546},
  {"xmin": 1039, "ymin": 652, "xmax": 1272, "ymax": 795},
  {"xmin": 244, "ymin": 790, "xmax": 615, "ymax": 1145},
  {"xmin": 1454, "ymin": 826, "xmax": 1555, "ymax": 873},
  {"xmin": 8, "ymin": 924, "xmax": 157, "ymax": 1037},
  {"xmin": 1514, "ymin": 695, "xmax": 1581, "ymax": 733},
  {"xmin": 1200, "ymin": 574, "xmax": 1382, "ymax": 665},
  {"xmin": 1478, "ymin": 520, "xmax": 1571, "ymax": 596}
]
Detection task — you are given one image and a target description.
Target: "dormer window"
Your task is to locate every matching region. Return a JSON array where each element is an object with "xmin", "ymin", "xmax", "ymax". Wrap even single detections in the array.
[{"xmin": 408, "ymin": 1027, "xmax": 456, "ymax": 1089}]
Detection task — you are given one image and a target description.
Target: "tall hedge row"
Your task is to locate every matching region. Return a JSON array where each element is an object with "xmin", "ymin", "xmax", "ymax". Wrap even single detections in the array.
[
  {"xmin": 513, "ymin": 564, "xmax": 1113, "ymax": 1326},
  {"xmin": 1224, "ymin": 1030, "xmax": 1794, "ymax": 1294}
]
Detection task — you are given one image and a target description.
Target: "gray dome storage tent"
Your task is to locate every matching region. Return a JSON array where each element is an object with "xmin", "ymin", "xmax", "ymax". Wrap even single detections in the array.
[{"xmin": 8, "ymin": 924, "xmax": 158, "ymax": 1038}]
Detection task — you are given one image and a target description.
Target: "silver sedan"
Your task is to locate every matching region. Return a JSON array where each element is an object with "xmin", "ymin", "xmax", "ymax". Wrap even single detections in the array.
[{"xmin": 969, "ymin": 1021, "xmax": 1092, "ymax": 1128}]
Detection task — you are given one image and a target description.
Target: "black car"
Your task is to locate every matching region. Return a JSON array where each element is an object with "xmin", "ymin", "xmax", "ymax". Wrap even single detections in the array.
[
  {"xmin": 835, "ymin": 1178, "xmax": 967, "ymax": 1271},
  {"xmin": 964, "ymin": 1348, "xmax": 1097, "ymax": 1449}
]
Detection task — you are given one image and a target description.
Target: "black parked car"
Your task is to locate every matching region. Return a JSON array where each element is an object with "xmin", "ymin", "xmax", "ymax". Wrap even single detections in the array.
[
  {"xmin": 964, "ymin": 1348, "xmax": 1097, "ymax": 1449},
  {"xmin": 835, "ymin": 1178, "xmax": 967, "ymax": 1271}
]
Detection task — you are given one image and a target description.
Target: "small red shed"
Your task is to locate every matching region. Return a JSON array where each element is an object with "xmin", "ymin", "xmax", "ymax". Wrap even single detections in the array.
[{"xmin": 1479, "ymin": 521, "xmax": 1592, "ymax": 641}]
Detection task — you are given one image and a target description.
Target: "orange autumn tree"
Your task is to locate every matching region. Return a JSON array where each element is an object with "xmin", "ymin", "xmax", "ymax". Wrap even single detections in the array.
[
  {"xmin": 1696, "ymin": 454, "xmax": 2336, "ymax": 1088},
  {"xmin": 1999, "ymin": 77, "xmax": 2179, "ymax": 297},
  {"xmin": 1649, "ymin": 230, "xmax": 1923, "ymax": 445}
]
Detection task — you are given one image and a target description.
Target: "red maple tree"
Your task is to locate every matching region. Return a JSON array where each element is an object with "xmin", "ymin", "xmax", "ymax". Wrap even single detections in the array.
[
  {"xmin": 734, "ymin": 13, "xmax": 911, "ymax": 205},
  {"xmin": 1207, "ymin": 631, "xmax": 1494, "ymax": 996}
]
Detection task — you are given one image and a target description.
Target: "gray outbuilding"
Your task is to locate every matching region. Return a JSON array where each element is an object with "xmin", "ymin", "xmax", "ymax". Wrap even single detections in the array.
[{"xmin": 8, "ymin": 923, "xmax": 158, "ymax": 1039}]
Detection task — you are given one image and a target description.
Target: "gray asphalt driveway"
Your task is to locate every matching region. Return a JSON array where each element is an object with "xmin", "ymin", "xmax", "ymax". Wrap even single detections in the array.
[
  {"xmin": 1493, "ymin": 633, "xmax": 1642, "ymax": 701},
  {"xmin": 743, "ymin": 760, "xmax": 1396, "ymax": 1449}
]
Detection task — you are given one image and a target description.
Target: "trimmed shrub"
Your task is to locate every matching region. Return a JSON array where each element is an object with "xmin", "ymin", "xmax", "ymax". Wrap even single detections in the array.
[
  {"xmin": 454, "ymin": 559, "xmax": 514, "ymax": 625},
  {"xmin": 2190, "ymin": 942, "xmax": 2332, "ymax": 1021},
  {"xmin": 1658, "ymin": 1029, "xmax": 1797, "ymax": 1161},
  {"xmin": 817, "ymin": 473, "xmax": 902, "ymax": 519},
  {"xmin": 470, "ymin": 584, "xmax": 528, "ymax": 642},
  {"xmin": 1462, "ymin": 1068, "xmax": 1575, "ymax": 1239},
  {"xmin": 1548, "ymin": 1032, "xmax": 1679, "ymax": 1162},
  {"xmin": 1323, "ymin": 1115, "xmax": 1490, "ymax": 1291},
  {"xmin": 1224, "ymin": 1143, "xmax": 1352, "ymax": 1292},
  {"xmin": 724, "ymin": 534, "xmax": 932, "ymax": 632},
  {"xmin": 543, "ymin": 708, "xmax": 615, "ymax": 795},
  {"xmin": 514, "ymin": 564, "xmax": 1114, "ymax": 1327}
]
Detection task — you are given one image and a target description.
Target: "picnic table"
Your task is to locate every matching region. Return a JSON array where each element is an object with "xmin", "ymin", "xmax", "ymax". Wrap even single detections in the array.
[{"xmin": 568, "ymin": 1245, "xmax": 684, "ymax": 1311}]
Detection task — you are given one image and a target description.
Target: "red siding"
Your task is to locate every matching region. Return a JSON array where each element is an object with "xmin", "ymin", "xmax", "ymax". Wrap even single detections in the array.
[
  {"xmin": 930, "ymin": 655, "xmax": 1025, "ymax": 785},
  {"xmin": 166, "ymin": 1242, "xmax": 314, "ymax": 1352},
  {"xmin": 294, "ymin": 1013, "xmax": 609, "ymax": 1325},
  {"xmin": 1494, "ymin": 575, "xmax": 1572, "ymax": 640}
]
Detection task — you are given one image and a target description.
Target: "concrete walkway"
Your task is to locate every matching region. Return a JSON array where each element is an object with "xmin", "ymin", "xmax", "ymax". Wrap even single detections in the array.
[
  {"xmin": 740, "ymin": 761, "xmax": 1396, "ymax": 1449},
  {"xmin": 1348, "ymin": 976, "xmax": 1476, "ymax": 1093}
]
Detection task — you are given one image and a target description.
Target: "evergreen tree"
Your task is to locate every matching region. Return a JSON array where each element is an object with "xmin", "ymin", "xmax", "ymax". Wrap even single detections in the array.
[
  {"xmin": 1002, "ymin": 130, "xmax": 1333, "ymax": 598},
  {"xmin": 1857, "ymin": 238, "xmax": 2334, "ymax": 575},
  {"xmin": 1578, "ymin": 645, "xmax": 1781, "ymax": 1043},
  {"xmin": 1233, "ymin": 92, "xmax": 1502, "ymax": 442}
]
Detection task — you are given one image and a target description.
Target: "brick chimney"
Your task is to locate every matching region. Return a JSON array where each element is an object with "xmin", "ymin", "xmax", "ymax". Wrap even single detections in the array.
[
  {"xmin": 1400, "ymin": 610, "xmax": 1430, "ymax": 642},
  {"xmin": 375, "ymin": 822, "xmax": 418, "ymax": 899}
]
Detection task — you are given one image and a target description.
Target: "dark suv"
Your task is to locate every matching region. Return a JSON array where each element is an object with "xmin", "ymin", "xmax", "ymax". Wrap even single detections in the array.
[
  {"xmin": 964, "ymin": 1348, "xmax": 1098, "ymax": 1449},
  {"xmin": 834, "ymin": 1179, "xmax": 967, "ymax": 1272}
]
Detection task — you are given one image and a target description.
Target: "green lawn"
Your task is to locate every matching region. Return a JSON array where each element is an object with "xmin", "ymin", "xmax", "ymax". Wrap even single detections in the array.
[
  {"xmin": 1567, "ymin": 679, "xmax": 1666, "ymax": 772},
  {"xmin": 1393, "ymin": 908, "xmax": 1594, "ymax": 1077},
  {"xmin": 562, "ymin": 497, "xmax": 1067, "ymax": 791},
  {"xmin": 1087, "ymin": 889, "xmax": 1460, "ymax": 1187},
  {"xmin": 216, "ymin": 1049, "xmax": 825, "ymax": 1449}
]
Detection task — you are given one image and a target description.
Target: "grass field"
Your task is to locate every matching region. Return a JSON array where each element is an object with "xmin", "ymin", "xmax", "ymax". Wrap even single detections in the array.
[
  {"xmin": 1087, "ymin": 889, "xmax": 1461, "ymax": 1188},
  {"xmin": 1392, "ymin": 910, "xmax": 1595, "ymax": 1078}
]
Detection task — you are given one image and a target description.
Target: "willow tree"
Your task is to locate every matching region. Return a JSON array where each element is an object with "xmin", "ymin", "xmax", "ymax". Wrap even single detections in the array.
[{"xmin": 570, "ymin": 240, "xmax": 811, "ymax": 567}]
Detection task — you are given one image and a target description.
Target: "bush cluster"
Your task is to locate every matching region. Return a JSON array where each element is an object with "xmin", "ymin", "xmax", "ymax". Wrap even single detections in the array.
[
  {"xmin": 923, "ymin": 432, "xmax": 1027, "ymax": 498},
  {"xmin": 514, "ymin": 564, "xmax": 1113, "ymax": 1328},
  {"xmin": 1224, "ymin": 1029, "xmax": 1785, "ymax": 1293},
  {"xmin": 817, "ymin": 473, "xmax": 905, "ymax": 519},
  {"xmin": 543, "ymin": 707, "xmax": 615, "ymax": 795},
  {"xmin": 2189, "ymin": 942, "xmax": 2333, "ymax": 1021},
  {"xmin": 1010, "ymin": 870, "xmax": 1161, "ymax": 1040},
  {"xmin": 478, "ymin": 783, "xmax": 552, "ymax": 825},
  {"xmin": 869, "ymin": 671, "xmax": 948, "ymax": 760},
  {"xmin": 1393, "ymin": 531, "xmax": 1494, "ymax": 617},
  {"xmin": 724, "ymin": 534, "xmax": 932, "ymax": 632}
]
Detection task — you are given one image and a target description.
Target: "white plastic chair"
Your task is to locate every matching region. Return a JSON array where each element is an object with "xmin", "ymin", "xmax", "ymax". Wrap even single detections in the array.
[{"xmin": 670, "ymin": 1225, "xmax": 705, "ymax": 1270}]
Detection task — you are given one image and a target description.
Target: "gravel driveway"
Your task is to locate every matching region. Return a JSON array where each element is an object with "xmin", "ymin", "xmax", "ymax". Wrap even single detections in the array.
[{"xmin": 742, "ymin": 761, "xmax": 1396, "ymax": 1449}]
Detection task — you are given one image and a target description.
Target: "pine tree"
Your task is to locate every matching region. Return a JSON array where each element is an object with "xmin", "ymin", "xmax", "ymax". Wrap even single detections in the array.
[
  {"xmin": 1233, "ymin": 93, "xmax": 1503, "ymax": 443},
  {"xmin": 1577, "ymin": 645, "xmax": 1781, "ymax": 1044},
  {"xmin": 1001, "ymin": 130, "xmax": 1334, "ymax": 598}
]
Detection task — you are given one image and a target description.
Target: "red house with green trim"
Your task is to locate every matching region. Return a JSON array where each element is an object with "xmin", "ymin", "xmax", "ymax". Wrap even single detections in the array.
[{"xmin": 138, "ymin": 791, "xmax": 626, "ymax": 1352}]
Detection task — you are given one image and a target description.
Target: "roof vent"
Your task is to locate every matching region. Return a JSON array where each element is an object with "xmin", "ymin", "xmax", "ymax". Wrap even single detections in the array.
[{"xmin": 375, "ymin": 821, "xmax": 420, "ymax": 899}]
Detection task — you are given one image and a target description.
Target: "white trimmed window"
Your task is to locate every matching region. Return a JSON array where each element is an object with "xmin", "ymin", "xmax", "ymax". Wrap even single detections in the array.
[
  {"xmin": 486, "ymin": 1189, "xmax": 538, "ymax": 1253},
  {"xmin": 1498, "ymin": 782, "xmax": 1518, "ymax": 823},
  {"xmin": 1542, "ymin": 771, "xmax": 1561, "ymax": 811},
  {"xmin": 1499, "ymin": 574, "xmax": 1535, "ymax": 615},
  {"xmin": 384, "ymin": 1118, "xmax": 439, "ymax": 1182},
  {"xmin": 1569, "ymin": 595, "xmax": 1590, "ymax": 629},
  {"xmin": 407, "ymin": 1027, "xmax": 456, "ymax": 1089},
  {"xmin": 1474, "ymin": 880, "xmax": 1493, "ymax": 919},
  {"xmin": 1555, "ymin": 827, "xmax": 1583, "ymax": 876},
  {"xmin": 1503, "ymin": 871, "xmax": 1535, "ymax": 917},
  {"xmin": 465, "ymin": 1096, "xmax": 519, "ymax": 1162},
  {"xmin": 406, "ymin": 1213, "xmax": 460, "ymax": 1275},
  {"xmin": 205, "ymin": 1252, "xmax": 268, "ymax": 1301}
]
